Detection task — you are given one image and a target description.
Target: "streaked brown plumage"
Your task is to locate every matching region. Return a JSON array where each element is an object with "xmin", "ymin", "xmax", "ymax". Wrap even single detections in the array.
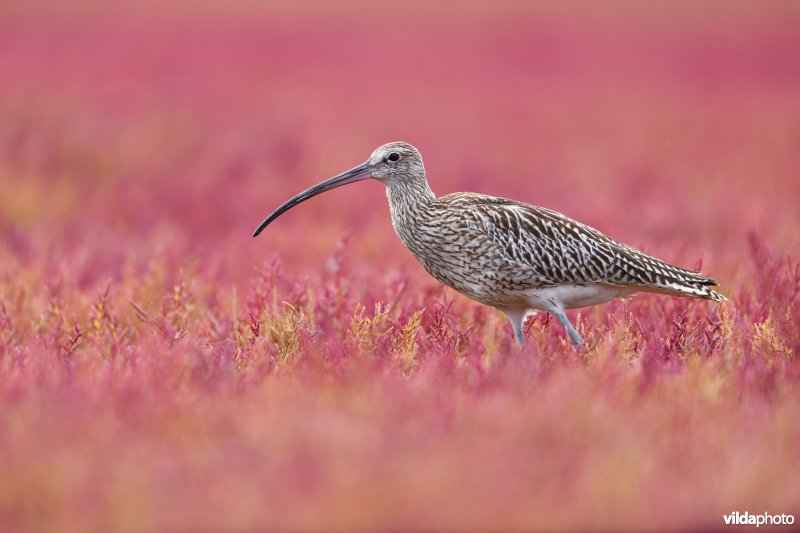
[{"xmin": 254, "ymin": 141, "xmax": 726, "ymax": 346}]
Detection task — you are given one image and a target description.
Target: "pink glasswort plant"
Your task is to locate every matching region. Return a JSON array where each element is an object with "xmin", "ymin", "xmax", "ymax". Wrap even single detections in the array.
[{"xmin": 0, "ymin": 1, "xmax": 799, "ymax": 530}]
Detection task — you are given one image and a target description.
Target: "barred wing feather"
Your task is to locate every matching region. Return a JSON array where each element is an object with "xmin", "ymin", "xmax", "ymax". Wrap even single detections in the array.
[{"xmin": 444, "ymin": 193, "xmax": 726, "ymax": 301}]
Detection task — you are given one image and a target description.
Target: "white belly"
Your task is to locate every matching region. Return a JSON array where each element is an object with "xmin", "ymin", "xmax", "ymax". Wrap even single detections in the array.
[{"xmin": 522, "ymin": 284, "xmax": 636, "ymax": 312}]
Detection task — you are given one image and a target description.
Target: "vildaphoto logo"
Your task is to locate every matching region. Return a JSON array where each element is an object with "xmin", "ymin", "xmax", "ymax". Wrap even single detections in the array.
[{"xmin": 723, "ymin": 512, "xmax": 795, "ymax": 527}]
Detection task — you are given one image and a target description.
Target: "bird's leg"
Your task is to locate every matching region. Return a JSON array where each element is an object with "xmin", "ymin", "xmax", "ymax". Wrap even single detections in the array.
[
  {"xmin": 513, "ymin": 324, "xmax": 525, "ymax": 347},
  {"xmin": 501, "ymin": 309, "xmax": 528, "ymax": 348},
  {"xmin": 552, "ymin": 309, "xmax": 584, "ymax": 345}
]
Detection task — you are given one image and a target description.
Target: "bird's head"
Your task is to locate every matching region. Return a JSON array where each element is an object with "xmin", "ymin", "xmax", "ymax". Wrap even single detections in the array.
[
  {"xmin": 252, "ymin": 141, "xmax": 423, "ymax": 237},
  {"xmin": 367, "ymin": 141, "xmax": 425, "ymax": 183}
]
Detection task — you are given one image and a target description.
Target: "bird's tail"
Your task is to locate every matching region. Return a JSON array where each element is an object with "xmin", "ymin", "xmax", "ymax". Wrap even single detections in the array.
[{"xmin": 639, "ymin": 278, "xmax": 728, "ymax": 302}]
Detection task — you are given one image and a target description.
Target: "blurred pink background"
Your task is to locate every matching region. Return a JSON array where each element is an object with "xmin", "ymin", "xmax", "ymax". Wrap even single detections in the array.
[
  {"xmin": 1, "ymin": 1, "xmax": 799, "ymax": 530},
  {"xmin": 2, "ymin": 1, "xmax": 798, "ymax": 287}
]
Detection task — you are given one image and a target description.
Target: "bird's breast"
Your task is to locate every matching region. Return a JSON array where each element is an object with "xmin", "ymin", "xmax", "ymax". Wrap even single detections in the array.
[{"xmin": 389, "ymin": 211, "xmax": 529, "ymax": 308}]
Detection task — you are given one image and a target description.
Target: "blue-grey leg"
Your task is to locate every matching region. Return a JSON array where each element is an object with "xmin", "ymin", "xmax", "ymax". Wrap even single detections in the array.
[
  {"xmin": 552, "ymin": 309, "xmax": 584, "ymax": 345},
  {"xmin": 501, "ymin": 309, "xmax": 528, "ymax": 347},
  {"xmin": 513, "ymin": 323, "xmax": 525, "ymax": 347}
]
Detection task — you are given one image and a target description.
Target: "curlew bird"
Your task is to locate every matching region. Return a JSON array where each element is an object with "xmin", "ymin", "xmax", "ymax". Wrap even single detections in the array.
[{"xmin": 253, "ymin": 142, "xmax": 726, "ymax": 346}]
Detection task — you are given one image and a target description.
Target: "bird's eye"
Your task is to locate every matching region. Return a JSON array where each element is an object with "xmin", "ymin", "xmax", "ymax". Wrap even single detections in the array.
[{"xmin": 387, "ymin": 152, "xmax": 400, "ymax": 162}]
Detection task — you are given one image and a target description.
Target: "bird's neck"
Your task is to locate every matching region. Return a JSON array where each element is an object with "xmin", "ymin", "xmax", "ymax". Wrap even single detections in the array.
[
  {"xmin": 385, "ymin": 174, "xmax": 436, "ymax": 221},
  {"xmin": 385, "ymin": 174, "xmax": 436, "ymax": 251}
]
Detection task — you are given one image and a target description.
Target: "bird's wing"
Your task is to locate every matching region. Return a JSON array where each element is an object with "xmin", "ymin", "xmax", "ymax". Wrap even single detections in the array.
[{"xmin": 442, "ymin": 193, "xmax": 724, "ymax": 300}]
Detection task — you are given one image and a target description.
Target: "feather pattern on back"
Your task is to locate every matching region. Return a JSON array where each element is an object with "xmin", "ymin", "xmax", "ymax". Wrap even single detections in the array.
[{"xmin": 388, "ymin": 188, "xmax": 726, "ymax": 306}]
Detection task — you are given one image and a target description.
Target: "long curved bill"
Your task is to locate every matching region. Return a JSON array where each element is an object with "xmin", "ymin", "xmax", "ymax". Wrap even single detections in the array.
[{"xmin": 252, "ymin": 161, "xmax": 372, "ymax": 237}]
